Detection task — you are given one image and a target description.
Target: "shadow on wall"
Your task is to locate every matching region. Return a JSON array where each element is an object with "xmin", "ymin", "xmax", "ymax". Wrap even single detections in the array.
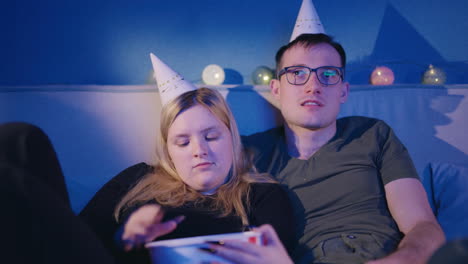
[
  {"xmin": 346, "ymin": 3, "xmax": 468, "ymax": 85},
  {"xmin": 340, "ymin": 85, "xmax": 468, "ymax": 177},
  {"xmin": 225, "ymin": 85, "xmax": 283, "ymax": 136},
  {"xmin": 0, "ymin": 89, "xmax": 149, "ymax": 213},
  {"xmin": 223, "ymin": 68, "xmax": 244, "ymax": 85}
]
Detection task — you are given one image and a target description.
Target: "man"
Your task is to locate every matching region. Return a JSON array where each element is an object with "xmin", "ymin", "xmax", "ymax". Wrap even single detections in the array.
[{"xmin": 235, "ymin": 33, "xmax": 444, "ymax": 263}]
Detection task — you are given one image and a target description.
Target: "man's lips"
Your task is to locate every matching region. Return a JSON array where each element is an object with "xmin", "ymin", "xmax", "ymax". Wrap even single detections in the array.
[
  {"xmin": 300, "ymin": 99, "xmax": 323, "ymax": 107},
  {"xmin": 193, "ymin": 162, "xmax": 214, "ymax": 169}
]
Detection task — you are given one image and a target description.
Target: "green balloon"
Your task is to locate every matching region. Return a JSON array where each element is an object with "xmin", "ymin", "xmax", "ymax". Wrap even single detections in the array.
[
  {"xmin": 251, "ymin": 66, "xmax": 274, "ymax": 85},
  {"xmin": 422, "ymin": 65, "xmax": 446, "ymax": 85}
]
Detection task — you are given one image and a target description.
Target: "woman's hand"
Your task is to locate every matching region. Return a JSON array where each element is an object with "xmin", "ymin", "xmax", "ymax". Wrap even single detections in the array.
[
  {"xmin": 120, "ymin": 204, "xmax": 184, "ymax": 251},
  {"xmin": 208, "ymin": 224, "xmax": 293, "ymax": 264}
]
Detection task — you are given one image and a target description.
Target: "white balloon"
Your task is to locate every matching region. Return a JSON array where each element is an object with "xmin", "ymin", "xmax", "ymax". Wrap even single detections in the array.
[{"xmin": 202, "ymin": 64, "xmax": 225, "ymax": 85}]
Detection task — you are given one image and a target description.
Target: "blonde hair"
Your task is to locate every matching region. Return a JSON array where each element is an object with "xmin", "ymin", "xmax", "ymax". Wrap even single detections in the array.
[{"xmin": 114, "ymin": 88, "xmax": 274, "ymax": 226}]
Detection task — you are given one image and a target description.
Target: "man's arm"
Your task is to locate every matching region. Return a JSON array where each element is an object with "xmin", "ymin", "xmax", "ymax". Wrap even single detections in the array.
[{"xmin": 368, "ymin": 178, "xmax": 445, "ymax": 264}]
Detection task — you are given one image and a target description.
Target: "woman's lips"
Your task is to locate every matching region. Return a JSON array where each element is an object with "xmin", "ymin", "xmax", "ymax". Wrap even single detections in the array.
[{"xmin": 193, "ymin": 162, "xmax": 214, "ymax": 169}]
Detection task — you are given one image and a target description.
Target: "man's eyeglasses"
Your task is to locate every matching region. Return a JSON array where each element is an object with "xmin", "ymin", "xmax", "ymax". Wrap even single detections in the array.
[{"xmin": 277, "ymin": 66, "xmax": 344, "ymax": 86}]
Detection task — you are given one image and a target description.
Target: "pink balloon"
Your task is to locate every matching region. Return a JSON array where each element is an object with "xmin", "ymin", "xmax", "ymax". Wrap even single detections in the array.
[{"xmin": 370, "ymin": 66, "xmax": 395, "ymax": 85}]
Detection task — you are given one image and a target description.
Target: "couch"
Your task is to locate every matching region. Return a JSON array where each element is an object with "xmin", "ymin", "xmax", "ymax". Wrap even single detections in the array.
[{"xmin": 1, "ymin": 84, "xmax": 467, "ymax": 240}]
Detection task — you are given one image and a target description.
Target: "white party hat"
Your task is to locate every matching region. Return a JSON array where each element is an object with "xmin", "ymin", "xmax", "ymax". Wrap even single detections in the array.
[
  {"xmin": 150, "ymin": 53, "xmax": 197, "ymax": 106},
  {"xmin": 290, "ymin": 0, "xmax": 325, "ymax": 42}
]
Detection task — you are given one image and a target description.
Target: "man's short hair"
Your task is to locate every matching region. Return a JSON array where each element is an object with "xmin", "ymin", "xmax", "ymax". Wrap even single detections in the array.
[{"xmin": 275, "ymin": 33, "xmax": 347, "ymax": 75}]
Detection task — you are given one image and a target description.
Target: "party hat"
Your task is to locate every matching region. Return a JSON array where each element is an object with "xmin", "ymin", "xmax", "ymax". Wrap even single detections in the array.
[
  {"xmin": 290, "ymin": 0, "xmax": 325, "ymax": 42},
  {"xmin": 150, "ymin": 53, "xmax": 197, "ymax": 106}
]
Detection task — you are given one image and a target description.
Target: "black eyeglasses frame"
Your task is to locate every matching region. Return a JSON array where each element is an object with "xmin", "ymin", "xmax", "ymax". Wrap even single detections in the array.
[{"xmin": 277, "ymin": 65, "xmax": 345, "ymax": 86}]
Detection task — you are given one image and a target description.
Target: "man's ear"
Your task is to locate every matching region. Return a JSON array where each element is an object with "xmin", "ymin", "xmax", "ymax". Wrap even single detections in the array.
[
  {"xmin": 340, "ymin": 82, "xmax": 350, "ymax": 103},
  {"xmin": 270, "ymin": 79, "xmax": 281, "ymax": 99}
]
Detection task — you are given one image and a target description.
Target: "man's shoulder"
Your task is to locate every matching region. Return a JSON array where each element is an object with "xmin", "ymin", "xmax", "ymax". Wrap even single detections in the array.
[
  {"xmin": 242, "ymin": 126, "xmax": 284, "ymax": 148},
  {"xmin": 338, "ymin": 116, "xmax": 386, "ymax": 126},
  {"xmin": 337, "ymin": 116, "xmax": 391, "ymax": 134}
]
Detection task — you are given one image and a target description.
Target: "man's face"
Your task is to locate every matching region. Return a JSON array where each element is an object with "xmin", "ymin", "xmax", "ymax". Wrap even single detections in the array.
[{"xmin": 270, "ymin": 43, "xmax": 349, "ymax": 132}]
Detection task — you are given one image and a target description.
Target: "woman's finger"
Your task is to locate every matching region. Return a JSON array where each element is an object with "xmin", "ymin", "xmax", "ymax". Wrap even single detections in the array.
[
  {"xmin": 146, "ymin": 215, "xmax": 185, "ymax": 241},
  {"xmin": 148, "ymin": 204, "xmax": 165, "ymax": 224},
  {"xmin": 122, "ymin": 239, "xmax": 134, "ymax": 252},
  {"xmin": 210, "ymin": 244, "xmax": 258, "ymax": 264},
  {"xmin": 221, "ymin": 240, "xmax": 263, "ymax": 256},
  {"xmin": 254, "ymin": 224, "xmax": 282, "ymax": 246}
]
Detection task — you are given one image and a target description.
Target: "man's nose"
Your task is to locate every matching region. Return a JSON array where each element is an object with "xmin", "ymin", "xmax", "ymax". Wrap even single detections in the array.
[{"xmin": 304, "ymin": 72, "xmax": 323, "ymax": 94}]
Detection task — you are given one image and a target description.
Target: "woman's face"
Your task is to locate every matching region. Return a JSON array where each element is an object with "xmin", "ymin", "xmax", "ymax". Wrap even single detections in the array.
[{"xmin": 167, "ymin": 105, "xmax": 233, "ymax": 193}]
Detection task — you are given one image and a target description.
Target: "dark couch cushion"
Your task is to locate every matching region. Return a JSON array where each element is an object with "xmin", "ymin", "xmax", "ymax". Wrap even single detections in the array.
[{"xmin": 426, "ymin": 162, "xmax": 468, "ymax": 240}]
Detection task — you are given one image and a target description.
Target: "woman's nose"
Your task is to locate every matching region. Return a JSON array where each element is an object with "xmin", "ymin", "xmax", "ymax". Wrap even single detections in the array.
[{"xmin": 192, "ymin": 140, "xmax": 208, "ymax": 157}]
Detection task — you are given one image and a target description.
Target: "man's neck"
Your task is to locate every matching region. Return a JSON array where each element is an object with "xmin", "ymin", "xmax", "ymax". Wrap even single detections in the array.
[{"xmin": 284, "ymin": 121, "xmax": 337, "ymax": 160}]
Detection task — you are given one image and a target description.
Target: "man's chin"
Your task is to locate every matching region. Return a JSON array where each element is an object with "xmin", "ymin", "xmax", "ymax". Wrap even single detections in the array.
[
  {"xmin": 291, "ymin": 121, "xmax": 323, "ymax": 130},
  {"xmin": 287, "ymin": 119, "xmax": 337, "ymax": 132}
]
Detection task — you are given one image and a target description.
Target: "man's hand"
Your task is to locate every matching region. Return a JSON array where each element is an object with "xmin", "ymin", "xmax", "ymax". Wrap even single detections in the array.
[
  {"xmin": 120, "ymin": 204, "xmax": 184, "ymax": 251},
  {"xmin": 209, "ymin": 224, "xmax": 293, "ymax": 264}
]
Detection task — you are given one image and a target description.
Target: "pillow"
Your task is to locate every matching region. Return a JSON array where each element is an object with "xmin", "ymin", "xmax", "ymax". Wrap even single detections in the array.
[{"xmin": 428, "ymin": 162, "xmax": 468, "ymax": 241}]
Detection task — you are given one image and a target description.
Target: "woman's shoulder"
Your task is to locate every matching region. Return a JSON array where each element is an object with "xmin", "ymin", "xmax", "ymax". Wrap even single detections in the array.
[
  {"xmin": 249, "ymin": 182, "xmax": 288, "ymax": 200},
  {"xmin": 119, "ymin": 162, "xmax": 153, "ymax": 175},
  {"xmin": 111, "ymin": 162, "xmax": 153, "ymax": 187},
  {"xmin": 250, "ymin": 182, "xmax": 281, "ymax": 189},
  {"xmin": 80, "ymin": 162, "xmax": 154, "ymax": 215},
  {"xmin": 84, "ymin": 162, "xmax": 154, "ymax": 202}
]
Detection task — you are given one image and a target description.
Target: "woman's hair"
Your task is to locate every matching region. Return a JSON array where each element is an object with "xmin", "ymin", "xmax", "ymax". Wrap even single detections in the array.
[{"xmin": 114, "ymin": 87, "xmax": 274, "ymax": 226}]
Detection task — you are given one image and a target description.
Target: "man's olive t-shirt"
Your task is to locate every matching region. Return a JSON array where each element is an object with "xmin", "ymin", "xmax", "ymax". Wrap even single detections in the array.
[{"xmin": 243, "ymin": 116, "xmax": 419, "ymax": 259}]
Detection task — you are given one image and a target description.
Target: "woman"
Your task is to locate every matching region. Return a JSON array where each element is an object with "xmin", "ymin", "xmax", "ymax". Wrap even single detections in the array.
[{"xmin": 80, "ymin": 87, "xmax": 295, "ymax": 263}]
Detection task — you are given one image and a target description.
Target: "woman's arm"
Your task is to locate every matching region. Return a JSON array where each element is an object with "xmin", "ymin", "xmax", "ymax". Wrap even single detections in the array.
[{"xmin": 117, "ymin": 204, "xmax": 184, "ymax": 251}]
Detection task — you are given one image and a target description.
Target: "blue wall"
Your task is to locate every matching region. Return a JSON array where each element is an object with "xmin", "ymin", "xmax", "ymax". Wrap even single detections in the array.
[{"xmin": 2, "ymin": 0, "xmax": 468, "ymax": 85}]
